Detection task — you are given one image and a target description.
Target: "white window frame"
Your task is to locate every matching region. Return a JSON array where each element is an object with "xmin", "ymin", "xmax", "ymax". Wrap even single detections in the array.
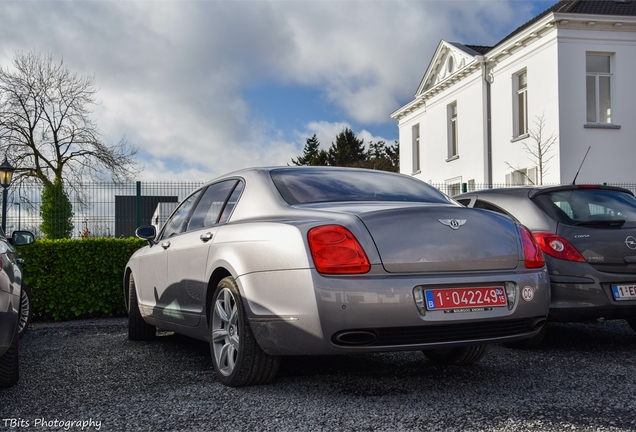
[
  {"xmin": 586, "ymin": 53, "xmax": 613, "ymax": 125},
  {"xmin": 447, "ymin": 102, "xmax": 458, "ymax": 160},
  {"xmin": 505, "ymin": 167, "xmax": 537, "ymax": 186},
  {"xmin": 412, "ymin": 124, "xmax": 420, "ymax": 174},
  {"xmin": 513, "ymin": 70, "xmax": 528, "ymax": 138},
  {"xmin": 445, "ymin": 176, "xmax": 462, "ymax": 196}
]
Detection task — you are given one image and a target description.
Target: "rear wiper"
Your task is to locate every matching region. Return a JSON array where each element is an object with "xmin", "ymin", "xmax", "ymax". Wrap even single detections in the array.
[{"xmin": 577, "ymin": 219, "xmax": 625, "ymax": 227}]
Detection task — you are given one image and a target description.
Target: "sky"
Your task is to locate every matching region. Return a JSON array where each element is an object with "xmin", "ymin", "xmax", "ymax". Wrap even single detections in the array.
[{"xmin": 0, "ymin": 0, "xmax": 559, "ymax": 182}]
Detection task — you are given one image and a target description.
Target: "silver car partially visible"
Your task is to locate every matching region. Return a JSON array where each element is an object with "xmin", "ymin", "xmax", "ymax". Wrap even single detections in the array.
[
  {"xmin": 125, "ymin": 167, "xmax": 550, "ymax": 387},
  {"xmin": 0, "ymin": 230, "xmax": 35, "ymax": 388}
]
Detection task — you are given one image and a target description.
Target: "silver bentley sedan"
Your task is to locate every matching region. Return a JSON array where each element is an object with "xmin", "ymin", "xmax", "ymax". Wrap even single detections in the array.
[{"xmin": 125, "ymin": 167, "xmax": 550, "ymax": 387}]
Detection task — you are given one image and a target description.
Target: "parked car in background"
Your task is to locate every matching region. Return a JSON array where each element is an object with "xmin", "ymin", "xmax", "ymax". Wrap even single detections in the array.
[
  {"xmin": 0, "ymin": 230, "xmax": 35, "ymax": 388},
  {"xmin": 125, "ymin": 167, "xmax": 550, "ymax": 387},
  {"xmin": 2, "ymin": 228, "xmax": 34, "ymax": 339},
  {"xmin": 456, "ymin": 185, "xmax": 636, "ymax": 344}
]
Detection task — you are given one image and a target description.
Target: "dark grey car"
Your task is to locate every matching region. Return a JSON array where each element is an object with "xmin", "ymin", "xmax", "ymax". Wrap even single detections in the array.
[{"xmin": 456, "ymin": 185, "xmax": 636, "ymax": 340}]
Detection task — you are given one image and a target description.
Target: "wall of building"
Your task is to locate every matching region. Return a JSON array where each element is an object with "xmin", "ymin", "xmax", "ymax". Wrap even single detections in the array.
[
  {"xmin": 489, "ymin": 29, "xmax": 561, "ymax": 185},
  {"xmin": 398, "ymin": 67, "xmax": 484, "ymax": 188},
  {"xmin": 557, "ymin": 25, "xmax": 636, "ymax": 184},
  {"xmin": 396, "ymin": 19, "xmax": 636, "ymax": 187}
]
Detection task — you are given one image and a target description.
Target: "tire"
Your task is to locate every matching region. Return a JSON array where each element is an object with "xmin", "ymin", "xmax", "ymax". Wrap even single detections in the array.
[
  {"xmin": 504, "ymin": 323, "xmax": 548, "ymax": 349},
  {"xmin": 0, "ymin": 321, "xmax": 19, "ymax": 388},
  {"xmin": 423, "ymin": 345, "xmax": 489, "ymax": 365},
  {"xmin": 18, "ymin": 283, "xmax": 32, "ymax": 339},
  {"xmin": 127, "ymin": 273, "xmax": 156, "ymax": 341},
  {"xmin": 210, "ymin": 276, "xmax": 280, "ymax": 387}
]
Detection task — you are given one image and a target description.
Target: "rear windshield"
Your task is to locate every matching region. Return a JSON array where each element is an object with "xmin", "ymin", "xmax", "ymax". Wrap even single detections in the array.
[
  {"xmin": 532, "ymin": 188, "xmax": 636, "ymax": 227},
  {"xmin": 270, "ymin": 168, "xmax": 452, "ymax": 205}
]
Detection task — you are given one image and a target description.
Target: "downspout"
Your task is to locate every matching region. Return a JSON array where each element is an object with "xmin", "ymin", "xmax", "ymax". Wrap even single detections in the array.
[{"xmin": 478, "ymin": 56, "xmax": 493, "ymax": 188}]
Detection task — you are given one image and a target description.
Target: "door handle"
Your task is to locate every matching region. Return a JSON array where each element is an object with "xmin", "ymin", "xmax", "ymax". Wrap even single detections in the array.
[
  {"xmin": 200, "ymin": 232, "xmax": 213, "ymax": 242},
  {"xmin": 161, "ymin": 241, "xmax": 171, "ymax": 250}
]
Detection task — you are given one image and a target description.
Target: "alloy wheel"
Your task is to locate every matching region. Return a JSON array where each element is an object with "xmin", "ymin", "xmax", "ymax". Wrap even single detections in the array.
[{"xmin": 211, "ymin": 288, "xmax": 239, "ymax": 376}]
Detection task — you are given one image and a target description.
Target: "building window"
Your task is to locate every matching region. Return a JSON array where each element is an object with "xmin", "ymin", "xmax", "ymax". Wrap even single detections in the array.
[
  {"xmin": 447, "ymin": 102, "xmax": 458, "ymax": 159},
  {"xmin": 514, "ymin": 70, "xmax": 528, "ymax": 137},
  {"xmin": 445, "ymin": 177, "xmax": 462, "ymax": 196},
  {"xmin": 412, "ymin": 124, "xmax": 420, "ymax": 173},
  {"xmin": 586, "ymin": 53, "xmax": 612, "ymax": 124},
  {"xmin": 505, "ymin": 167, "xmax": 537, "ymax": 186}
]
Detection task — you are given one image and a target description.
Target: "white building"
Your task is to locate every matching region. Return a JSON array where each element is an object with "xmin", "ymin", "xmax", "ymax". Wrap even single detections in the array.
[{"xmin": 391, "ymin": 0, "xmax": 636, "ymax": 192}]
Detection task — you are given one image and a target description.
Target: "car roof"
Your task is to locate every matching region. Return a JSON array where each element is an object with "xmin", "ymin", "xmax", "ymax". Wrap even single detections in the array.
[
  {"xmin": 456, "ymin": 184, "xmax": 634, "ymax": 200},
  {"xmin": 204, "ymin": 165, "xmax": 413, "ymax": 187}
]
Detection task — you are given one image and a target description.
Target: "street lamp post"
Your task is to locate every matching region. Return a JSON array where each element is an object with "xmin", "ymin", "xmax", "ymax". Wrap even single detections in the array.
[
  {"xmin": 14, "ymin": 203, "xmax": 20, "ymax": 231},
  {"xmin": 0, "ymin": 158, "xmax": 15, "ymax": 234}
]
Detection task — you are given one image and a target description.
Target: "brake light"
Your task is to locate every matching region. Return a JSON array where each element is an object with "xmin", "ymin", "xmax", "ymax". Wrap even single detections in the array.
[
  {"xmin": 308, "ymin": 225, "xmax": 371, "ymax": 274},
  {"xmin": 532, "ymin": 232, "xmax": 586, "ymax": 262},
  {"xmin": 519, "ymin": 225, "xmax": 545, "ymax": 269}
]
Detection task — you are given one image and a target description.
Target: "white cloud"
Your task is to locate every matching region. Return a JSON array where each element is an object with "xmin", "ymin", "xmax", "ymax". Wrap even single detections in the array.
[{"xmin": 0, "ymin": 0, "xmax": 538, "ymax": 180}]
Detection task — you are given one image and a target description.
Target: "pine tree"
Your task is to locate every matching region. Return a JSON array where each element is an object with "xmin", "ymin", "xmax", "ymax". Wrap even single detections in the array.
[
  {"xmin": 327, "ymin": 128, "xmax": 365, "ymax": 167},
  {"xmin": 363, "ymin": 141, "xmax": 400, "ymax": 172},
  {"xmin": 291, "ymin": 134, "xmax": 327, "ymax": 166}
]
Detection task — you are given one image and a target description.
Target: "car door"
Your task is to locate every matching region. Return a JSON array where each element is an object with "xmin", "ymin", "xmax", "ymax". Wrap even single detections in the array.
[
  {"xmin": 164, "ymin": 180, "xmax": 241, "ymax": 326},
  {"xmin": 136, "ymin": 189, "xmax": 203, "ymax": 320}
]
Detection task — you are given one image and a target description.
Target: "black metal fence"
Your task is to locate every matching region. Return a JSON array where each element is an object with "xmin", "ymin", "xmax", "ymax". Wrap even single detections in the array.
[
  {"xmin": 3, "ymin": 180, "xmax": 635, "ymax": 238},
  {"xmin": 4, "ymin": 180, "xmax": 204, "ymax": 238}
]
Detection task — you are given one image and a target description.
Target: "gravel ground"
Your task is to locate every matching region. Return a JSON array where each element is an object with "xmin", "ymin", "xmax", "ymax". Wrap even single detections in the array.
[{"xmin": 1, "ymin": 318, "xmax": 636, "ymax": 431}]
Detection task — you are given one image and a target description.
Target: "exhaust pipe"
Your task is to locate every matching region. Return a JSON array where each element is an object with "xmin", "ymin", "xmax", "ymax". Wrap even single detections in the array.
[
  {"xmin": 333, "ymin": 330, "xmax": 377, "ymax": 346},
  {"xmin": 529, "ymin": 317, "xmax": 547, "ymax": 331}
]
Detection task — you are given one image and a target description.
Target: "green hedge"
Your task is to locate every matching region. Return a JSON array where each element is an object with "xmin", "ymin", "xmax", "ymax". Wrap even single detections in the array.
[{"xmin": 16, "ymin": 237, "xmax": 146, "ymax": 321}]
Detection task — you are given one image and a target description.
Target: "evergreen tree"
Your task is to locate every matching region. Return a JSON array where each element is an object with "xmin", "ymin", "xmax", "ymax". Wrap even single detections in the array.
[
  {"xmin": 361, "ymin": 140, "xmax": 400, "ymax": 172},
  {"xmin": 291, "ymin": 129, "xmax": 398, "ymax": 172},
  {"xmin": 291, "ymin": 134, "xmax": 328, "ymax": 166},
  {"xmin": 327, "ymin": 128, "xmax": 365, "ymax": 167},
  {"xmin": 40, "ymin": 180, "xmax": 74, "ymax": 239}
]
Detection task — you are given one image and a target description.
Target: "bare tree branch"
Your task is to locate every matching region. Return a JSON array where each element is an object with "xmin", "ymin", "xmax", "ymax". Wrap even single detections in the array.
[
  {"xmin": 0, "ymin": 51, "xmax": 140, "ymax": 198},
  {"xmin": 505, "ymin": 113, "xmax": 558, "ymax": 185}
]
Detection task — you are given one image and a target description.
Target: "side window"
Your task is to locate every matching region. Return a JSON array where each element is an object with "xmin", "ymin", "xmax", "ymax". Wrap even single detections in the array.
[
  {"xmin": 447, "ymin": 102, "xmax": 458, "ymax": 159},
  {"xmin": 187, "ymin": 180, "xmax": 238, "ymax": 231},
  {"xmin": 513, "ymin": 70, "xmax": 528, "ymax": 138},
  {"xmin": 219, "ymin": 182, "xmax": 244, "ymax": 224},
  {"xmin": 474, "ymin": 199, "xmax": 515, "ymax": 219},
  {"xmin": 161, "ymin": 190, "xmax": 203, "ymax": 239},
  {"xmin": 456, "ymin": 198, "xmax": 471, "ymax": 207},
  {"xmin": 586, "ymin": 53, "xmax": 613, "ymax": 124},
  {"xmin": 412, "ymin": 123, "xmax": 420, "ymax": 173}
]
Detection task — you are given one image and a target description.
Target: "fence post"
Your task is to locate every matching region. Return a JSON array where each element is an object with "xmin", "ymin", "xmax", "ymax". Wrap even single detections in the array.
[{"xmin": 136, "ymin": 181, "xmax": 141, "ymax": 229}]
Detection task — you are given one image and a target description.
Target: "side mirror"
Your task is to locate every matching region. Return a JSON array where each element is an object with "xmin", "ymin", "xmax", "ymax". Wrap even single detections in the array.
[
  {"xmin": 135, "ymin": 225, "xmax": 156, "ymax": 245},
  {"xmin": 12, "ymin": 231, "xmax": 35, "ymax": 246}
]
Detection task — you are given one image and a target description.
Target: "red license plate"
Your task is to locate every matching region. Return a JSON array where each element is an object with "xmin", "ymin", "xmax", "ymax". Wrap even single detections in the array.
[{"xmin": 425, "ymin": 286, "xmax": 507, "ymax": 311}]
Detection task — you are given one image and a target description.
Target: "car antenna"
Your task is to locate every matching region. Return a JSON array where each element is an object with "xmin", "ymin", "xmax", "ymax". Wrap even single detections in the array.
[{"xmin": 572, "ymin": 146, "xmax": 591, "ymax": 185}]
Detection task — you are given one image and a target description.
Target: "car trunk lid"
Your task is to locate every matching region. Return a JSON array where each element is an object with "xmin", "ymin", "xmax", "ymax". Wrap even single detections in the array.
[
  {"xmin": 557, "ymin": 224, "xmax": 636, "ymax": 274},
  {"xmin": 355, "ymin": 205, "xmax": 521, "ymax": 273}
]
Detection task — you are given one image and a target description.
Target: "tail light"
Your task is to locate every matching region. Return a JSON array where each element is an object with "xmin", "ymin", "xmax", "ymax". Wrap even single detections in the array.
[
  {"xmin": 519, "ymin": 225, "xmax": 545, "ymax": 268},
  {"xmin": 308, "ymin": 225, "xmax": 371, "ymax": 274},
  {"xmin": 533, "ymin": 232, "xmax": 586, "ymax": 262}
]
